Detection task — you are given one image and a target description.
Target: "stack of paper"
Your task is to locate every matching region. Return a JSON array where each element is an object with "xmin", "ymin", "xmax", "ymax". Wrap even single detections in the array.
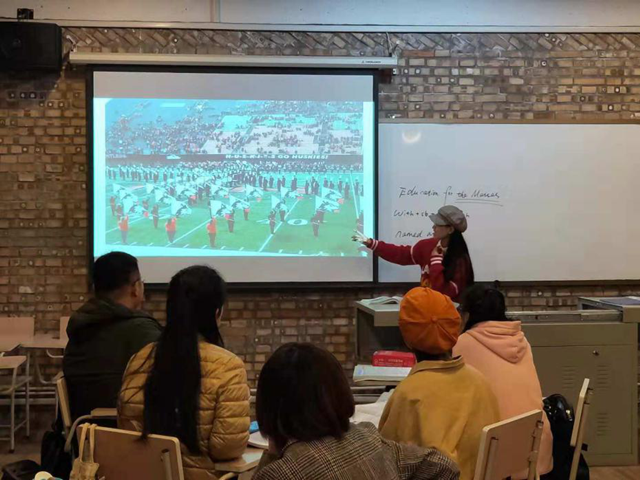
[
  {"xmin": 248, "ymin": 431, "xmax": 269, "ymax": 449},
  {"xmin": 364, "ymin": 296, "xmax": 403, "ymax": 305},
  {"xmin": 351, "ymin": 391, "xmax": 394, "ymax": 427},
  {"xmin": 353, "ymin": 364, "xmax": 411, "ymax": 383}
]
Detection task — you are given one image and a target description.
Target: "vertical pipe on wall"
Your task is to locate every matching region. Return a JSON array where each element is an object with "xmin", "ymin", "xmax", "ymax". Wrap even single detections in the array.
[{"xmin": 211, "ymin": 0, "xmax": 221, "ymax": 23}]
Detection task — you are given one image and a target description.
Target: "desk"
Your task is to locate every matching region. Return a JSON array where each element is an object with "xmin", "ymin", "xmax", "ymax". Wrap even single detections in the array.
[
  {"xmin": 215, "ymin": 447, "xmax": 263, "ymax": 479},
  {"xmin": 354, "ymin": 301, "xmax": 407, "ymax": 362},
  {"xmin": 0, "ymin": 355, "xmax": 28, "ymax": 373},
  {"xmin": 353, "ymin": 379, "xmax": 401, "ymax": 388},
  {"xmin": 0, "ymin": 316, "xmax": 34, "ymax": 356},
  {"xmin": 90, "ymin": 408, "xmax": 118, "ymax": 417},
  {"xmin": 21, "ymin": 334, "xmax": 67, "ymax": 351},
  {"xmin": 0, "ymin": 337, "xmax": 22, "ymax": 354},
  {"xmin": 0, "ymin": 355, "xmax": 30, "ymax": 452},
  {"xmin": 20, "ymin": 334, "xmax": 67, "ymax": 387}
]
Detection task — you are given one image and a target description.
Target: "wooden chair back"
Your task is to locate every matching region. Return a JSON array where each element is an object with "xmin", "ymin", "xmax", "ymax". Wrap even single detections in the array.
[
  {"xmin": 569, "ymin": 378, "xmax": 592, "ymax": 480},
  {"xmin": 78, "ymin": 423, "xmax": 185, "ymax": 480},
  {"xmin": 56, "ymin": 375, "xmax": 72, "ymax": 433},
  {"xmin": 59, "ymin": 316, "xmax": 70, "ymax": 341},
  {"xmin": 473, "ymin": 410, "xmax": 544, "ymax": 480}
]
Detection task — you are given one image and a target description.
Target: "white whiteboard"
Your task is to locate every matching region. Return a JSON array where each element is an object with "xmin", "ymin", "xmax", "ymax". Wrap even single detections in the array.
[{"xmin": 378, "ymin": 123, "xmax": 640, "ymax": 283}]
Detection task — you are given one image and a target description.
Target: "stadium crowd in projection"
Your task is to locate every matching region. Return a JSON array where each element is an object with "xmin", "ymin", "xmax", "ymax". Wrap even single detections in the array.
[{"xmin": 103, "ymin": 99, "xmax": 368, "ymax": 256}]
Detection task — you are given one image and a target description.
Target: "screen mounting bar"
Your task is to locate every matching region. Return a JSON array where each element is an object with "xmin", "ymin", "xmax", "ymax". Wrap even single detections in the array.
[{"xmin": 70, "ymin": 52, "xmax": 398, "ymax": 69}]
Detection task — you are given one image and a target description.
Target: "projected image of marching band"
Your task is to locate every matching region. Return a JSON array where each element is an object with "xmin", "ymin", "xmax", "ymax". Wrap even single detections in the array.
[{"xmin": 103, "ymin": 99, "xmax": 367, "ymax": 256}]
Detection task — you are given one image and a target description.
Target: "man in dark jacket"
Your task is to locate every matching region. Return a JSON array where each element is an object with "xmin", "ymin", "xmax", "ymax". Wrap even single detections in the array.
[{"xmin": 63, "ymin": 252, "xmax": 162, "ymax": 420}]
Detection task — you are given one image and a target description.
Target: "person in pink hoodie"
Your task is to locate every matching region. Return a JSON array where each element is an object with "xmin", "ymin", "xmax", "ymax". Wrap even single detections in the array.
[{"xmin": 453, "ymin": 285, "xmax": 553, "ymax": 478}]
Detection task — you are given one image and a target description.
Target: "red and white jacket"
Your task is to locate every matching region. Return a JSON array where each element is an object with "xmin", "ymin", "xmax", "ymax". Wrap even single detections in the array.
[{"xmin": 371, "ymin": 237, "xmax": 472, "ymax": 301}]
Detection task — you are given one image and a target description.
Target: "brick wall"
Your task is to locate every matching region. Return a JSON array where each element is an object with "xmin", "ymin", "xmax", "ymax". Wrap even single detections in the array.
[{"xmin": 2, "ymin": 30, "xmax": 640, "ymax": 384}]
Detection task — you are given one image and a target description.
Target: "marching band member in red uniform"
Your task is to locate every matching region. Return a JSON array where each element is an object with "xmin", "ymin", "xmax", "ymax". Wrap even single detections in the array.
[{"xmin": 118, "ymin": 215, "xmax": 129, "ymax": 245}]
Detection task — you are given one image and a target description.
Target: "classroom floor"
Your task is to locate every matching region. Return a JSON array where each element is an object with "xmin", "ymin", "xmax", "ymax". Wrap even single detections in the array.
[
  {"xmin": 591, "ymin": 465, "xmax": 640, "ymax": 480},
  {"xmin": 0, "ymin": 429, "xmax": 638, "ymax": 478}
]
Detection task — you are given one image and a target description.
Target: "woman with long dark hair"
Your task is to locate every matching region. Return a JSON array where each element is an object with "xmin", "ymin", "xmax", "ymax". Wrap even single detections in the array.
[
  {"xmin": 118, "ymin": 265, "xmax": 250, "ymax": 480},
  {"xmin": 353, "ymin": 205, "xmax": 474, "ymax": 301}
]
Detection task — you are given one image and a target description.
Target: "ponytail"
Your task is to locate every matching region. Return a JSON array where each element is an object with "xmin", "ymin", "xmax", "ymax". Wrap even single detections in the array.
[
  {"xmin": 143, "ymin": 266, "xmax": 226, "ymax": 453},
  {"xmin": 443, "ymin": 230, "xmax": 474, "ymax": 284}
]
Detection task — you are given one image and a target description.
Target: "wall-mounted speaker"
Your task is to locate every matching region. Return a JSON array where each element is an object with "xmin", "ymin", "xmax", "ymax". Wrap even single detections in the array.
[{"xmin": 0, "ymin": 22, "xmax": 62, "ymax": 71}]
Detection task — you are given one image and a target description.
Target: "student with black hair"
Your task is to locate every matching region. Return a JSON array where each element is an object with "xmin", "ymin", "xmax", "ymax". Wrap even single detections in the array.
[
  {"xmin": 253, "ymin": 343, "xmax": 460, "ymax": 480},
  {"xmin": 453, "ymin": 285, "xmax": 553, "ymax": 478},
  {"xmin": 63, "ymin": 252, "xmax": 161, "ymax": 421},
  {"xmin": 353, "ymin": 205, "xmax": 473, "ymax": 301},
  {"xmin": 119, "ymin": 265, "xmax": 250, "ymax": 480}
]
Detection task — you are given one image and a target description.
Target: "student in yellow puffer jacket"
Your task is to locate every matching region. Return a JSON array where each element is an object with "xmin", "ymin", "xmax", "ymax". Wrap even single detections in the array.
[{"xmin": 118, "ymin": 265, "xmax": 250, "ymax": 480}]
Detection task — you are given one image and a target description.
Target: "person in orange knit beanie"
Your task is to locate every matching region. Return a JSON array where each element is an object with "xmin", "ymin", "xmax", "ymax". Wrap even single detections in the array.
[{"xmin": 379, "ymin": 287, "xmax": 500, "ymax": 480}]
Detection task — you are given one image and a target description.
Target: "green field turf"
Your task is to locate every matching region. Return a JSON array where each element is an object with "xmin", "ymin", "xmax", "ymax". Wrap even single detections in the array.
[{"xmin": 105, "ymin": 172, "xmax": 365, "ymax": 256}]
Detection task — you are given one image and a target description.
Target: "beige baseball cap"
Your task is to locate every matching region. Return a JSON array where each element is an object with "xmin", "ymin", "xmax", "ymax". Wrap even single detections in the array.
[{"xmin": 429, "ymin": 205, "xmax": 468, "ymax": 232}]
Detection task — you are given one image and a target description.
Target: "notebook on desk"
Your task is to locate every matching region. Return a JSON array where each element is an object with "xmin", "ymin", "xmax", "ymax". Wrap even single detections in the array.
[
  {"xmin": 248, "ymin": 431, "xmax": 268, "ymax": 450},
  {"xmin": 351, "ymin": 390, "xmax": 394, "ymax": 427},
  {"xmin": 353, "ymin": 364, "xmax": 411, "ymax": 383},
  {"xmin": 363, "ymin": 296, "xmax": 403, "ymax": 305}
]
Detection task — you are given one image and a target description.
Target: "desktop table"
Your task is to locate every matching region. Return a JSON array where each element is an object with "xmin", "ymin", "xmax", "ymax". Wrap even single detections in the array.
[
  {"xmin": 20, "ymin": 334, "xmax": 67, "ymax": 388},
  {"xmin": 215, "ymin": 447, "xmax": 264, "ymax": 479},
  {"xmin": 21, "ymin": 334, "xmax": 67, "ymax": 351},
  {"xmin": 0, "ymin": 337, "xmax": 22, "ymax": 354}
]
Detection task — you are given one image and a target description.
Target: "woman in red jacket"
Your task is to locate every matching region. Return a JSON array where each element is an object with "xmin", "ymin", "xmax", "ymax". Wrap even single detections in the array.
[{"xmin": 354, "ymin": 205, "xmax": 474, "ymax": 301}]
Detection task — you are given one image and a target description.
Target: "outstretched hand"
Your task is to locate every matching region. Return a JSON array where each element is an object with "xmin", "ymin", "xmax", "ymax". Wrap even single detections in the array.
[{"xmin": 352, "ymin": 230, "xmax": 370, "ymax": 246}]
